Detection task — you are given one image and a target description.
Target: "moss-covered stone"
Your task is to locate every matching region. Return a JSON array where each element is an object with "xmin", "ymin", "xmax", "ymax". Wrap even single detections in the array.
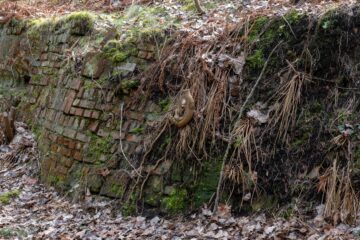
[
  {"xmin": 161, "ymin": 188, "xmax": 187, "ymax": 214},
  {"xmin": 193, "ymin": 160, "xmax": 222, "ymax": 208},
  {"xmin": 63, "ymin": 11, "xmax": 95, "ymax": 36},
  {"xmin": 103, "ymin": 40, "xmax": 138, "ymax": 64},
  {"xmin": 100, "ymin": 170, "xmax": 129, "ymax": 198},
  {"xmin": 87, "ymin": 134, "xmax": 113, "ymax": 163}
]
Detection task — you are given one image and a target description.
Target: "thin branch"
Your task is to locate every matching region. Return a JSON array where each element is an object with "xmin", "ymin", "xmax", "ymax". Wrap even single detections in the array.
[{"xmin": 119, "ymin": 102, "xmax": 141, "ymax": 177}]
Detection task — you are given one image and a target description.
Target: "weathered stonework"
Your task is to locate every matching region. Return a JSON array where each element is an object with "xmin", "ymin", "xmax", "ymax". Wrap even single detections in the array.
[{"xmin": 0, "ymin": 14, "xmax": 164, "ymax": 201}]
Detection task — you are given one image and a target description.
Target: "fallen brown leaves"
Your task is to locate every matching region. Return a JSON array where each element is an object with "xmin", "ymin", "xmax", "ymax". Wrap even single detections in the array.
[{"xmin": 0, "ymin": 122, "xmax": 358, "ymax": 240}]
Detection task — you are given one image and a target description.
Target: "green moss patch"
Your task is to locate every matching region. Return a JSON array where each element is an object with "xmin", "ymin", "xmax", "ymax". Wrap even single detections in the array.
[
  {"xmin": 0, "ymin": 190, "xmax": 21, "ymax": 205},
  {"xmin": 0, "ymin": 228, "xmax": 27, "ymax": 239},
  {"xmin": 87, "ymin": 134, "xmax": 113, "ymax": 162},
  {"xmin": 162, "ymin": 188, "xmax": 188, "ymax": 214}
]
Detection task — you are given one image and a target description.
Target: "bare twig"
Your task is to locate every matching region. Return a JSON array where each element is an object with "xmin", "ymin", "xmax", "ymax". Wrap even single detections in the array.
[{"xmin": 119, "ymin": 102, "xmax": 141, "ymax": 177}]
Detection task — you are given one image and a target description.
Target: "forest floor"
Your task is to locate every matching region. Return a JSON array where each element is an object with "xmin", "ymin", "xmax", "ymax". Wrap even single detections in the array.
[
  {"xmin": 1, "ymin": 0, "xmax": 360, "ymax": 239},
  {"xmin": 0, "ymin": 0, "xmax": 356, "ymax": 31},
  {"xmin": 0, "ymin": 123, "xmax": 359, "ymax": 239}
]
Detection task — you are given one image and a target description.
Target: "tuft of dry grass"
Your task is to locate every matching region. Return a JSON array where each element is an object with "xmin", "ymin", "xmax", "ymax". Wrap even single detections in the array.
[
  {"xmin": 271, "ymin": 68, "xmax": 309, "ymax": 144},
  {"xmin": 318, "ymin": 159, "xmax": 359, "ymax": 224}
]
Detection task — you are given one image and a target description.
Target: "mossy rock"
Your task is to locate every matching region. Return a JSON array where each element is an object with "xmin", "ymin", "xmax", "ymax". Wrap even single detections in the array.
[
  {"xmin": 161, "ymin": 188, "xmax": 188, "ymax": 214},
  {"xmin": 63, "ymin": 12, "xmax": 95, "ymax": 36},
  {"xmin": 103, "ymin": 40, "xmax": 138, "ymax": 64},
  {"xmin": 100, "ymin": 170, "xmax": 130, "ymax": 198}
]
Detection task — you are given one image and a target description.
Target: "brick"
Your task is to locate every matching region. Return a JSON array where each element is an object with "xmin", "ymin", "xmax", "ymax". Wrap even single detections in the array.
[
  {"xmin": 54, "ymin": 125, "xmax": 64, "ymax": 135},
  {"xmin": 55, "ymin": 164, "xmax": 69, "ymax": 175},
  {"xmin": 44, "ymin": 120, "xmax": 52, "ymax": 130},
  {"xmin": 83, "ymin": 89, "xmax": 95, "ymax": 100},
  {"xmin": 63, "ymin": 138, "xmax": 70, "ymax": 147},
  {"xmin": 97, "ymin": 129, "xmax": 109, "ymax": 137},
  {"xmin": 111, "ymin": 131, "xmax": 125, "ymax": 140},
  {"xmin": 69, "ymin": 79, "xmax": 83, "ymax": 90},
  {"xmin": 78, "ymin": 100, "xmax": 96, "ymax": 109},
  {"xmin": 106, "ymin": 92, "xmax": 114, "ymax": 102},
  {"xmin": 128, "ymin": 112, "xmax": 144, "ymax": 121},
  {"xmin": 91, "ymin": 111, "xmax": 100, "ymax": 119},
  {"xmin": 76, "ymin": 132, "xmax": 90, "ymax": 143},
  {"xmin": 126, "ymin": 134, "xmax": 141, "ymax": 143},
  {"xmin": 68, "ymin": 117, "xmax": 75, "ymax": 127},
  {"xmin": 95, "ymin": 103, "xmax": 113, "ymax": 111},
  {"xmin": 62, "ymin": 90, "xmax": 76, "ymax": 114},
  {"xmin": 73, "ymin": 99, "xmax": 80, "ymax": 106},
  {"xmin": 89, "ymin": 121, "xmax": 100, "ymax": 132},
  {"xmin": 77, "ymin": 87, "xmax": 85, "ymax": 98},
  {"xmin": 122, "ymin": 121, "xmax": 130, "ymax": 131},
  {"xmin": 59, "ymin": 147, "xmax": 72, "ymax": 157},
  {"xmin": 57, "ymin": 136, "xmax": 64, "ymax": 145},
  {"xmin": 46, "ymin": 109, "xmax": 54, "ymax": 121},
  {"xmin": 73, "ymin": 151, "xmax": 82, "ymax": 161},
  {"xmin": 63, "ymin": 116, "xmax": 69, "ymax": 126},
  {"xmin": 70, "ymin": 118, "xmax": 78, "ymax": 129},
  {"xmin": 75, "ymin": 108, "xmax": 84, "ymax": 117},
  {"xmin": 76, "ymin": 142, "xmax": 82, "ymax": 150},
  {"xmin": 69, "ymin": 107, "xmax": 76, "ymax": 115},
  {"xmin": 59, "ymin": 157, "xmax": 73, "ymax": 168},
  {"xmin": 84, "ymin": 110, "xmax": 92, "ymax": 118},
  {"xmin": 79, "ymin": 119, "xmax": 86, "ymax": 130},
  {"xmin": 53, "ymin": 112, "xmax": 60, "ymax": 124},
  {"xmin": 48, "ymin": 133, "xmax": 57, "ymax": 142},
  {"xmin": 63, "ymin": 128, "xmax": 76, "ymax": 139},
  {"xmin": 59, "ymin": 115, "xmax": 65, "ymax": 125},
  {"xmin": 68, "ymin": 140, "xmax": 76, "ymax": 149},
  {"xmin": 50, "ymin": 144, "xmax": 59, "ymax": 153}
]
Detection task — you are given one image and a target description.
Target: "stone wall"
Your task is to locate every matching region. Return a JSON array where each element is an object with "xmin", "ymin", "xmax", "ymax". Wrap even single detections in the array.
[{"xmin": 0, "ymin": 14, "xmax": 166, "ymax": 202}]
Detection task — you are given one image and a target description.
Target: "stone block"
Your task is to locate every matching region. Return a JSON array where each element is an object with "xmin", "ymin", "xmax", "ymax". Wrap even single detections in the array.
[
  {"xmin": 72, "ymin": 99, "xmax": 80, "ymax": 106},
  {"xmin": 70, "ymin": 107, "xmax": 84, "ymax": 117},
  {"xmin": 62, "ymin": 90, "xmax": 76, "ymax": 114},
  {"xmin": 79, "ymin": 119, "xmax": 86, "ymax": 130},
  {"xmin": 75, "ymin": 132, "xmax": 90, "ymax": 143},
  {"xmin": 54, "ymin": 125, "xmax": 64, "ymax": 135},
  {"xmin": 84, "ymin": 110, "xmax": 92, "ymax": 118},
  {"xmin": 59, "ymin": 147, "xmax": 72, "ymax": 157},
  {"xmin": 63, "ymin": 128, "xmax": 76, "ymax": 139},
  {"xmin": 97, "ymin": 129, "xmax": 109, "ymax": 137},
  {"xmin": 111, "ymin": 131, "xmax": 124, "ymax": 140},
  {"xmin": 78, "ymin": 100, "xmax": 96, "ymax": 109},
  {"xmin": 73, "ymin": 151, "xmax": 83, "ymax": 161},
  {"xmin": 59, "ymin": 157, "xmax": 74, "ymax": 168},
  {"xmin": 81, "ymin": 52, "xmax": 108, "ymax": 79},
  {"xmin": 100, "ymin": 170, "xmax": 130, "ymax": 198},
  {"xmin": 68, "ymin": 140, "xmax": 76, "ymax": 149},
  {"xmin": 128, "ymin": 111, "xmax": 144, "ymax": 121},
  {"xmin": 88, "ymin": 121, "xmax": 100, "ymax": 132},
  {"xmin": 91, "ymin": 110, "xmax": 100, "ymax": 119},
  {"xmin": 55, "ymin": 164, "xmax": 69, "ymax": 176},
  {"xmin": 83, "ymin": 89, "xmax": 95, "ymax": 100},
  {"xmin": 126, "ymin": 134, "xmax": 141, "ymax": 143},
  {"xmin": 50, "ymin": 144, "xmax": 59, "ymax": 153},
  {"xmin": 77, "ymin": 87, "xmax": 85, "ymax": 98}
]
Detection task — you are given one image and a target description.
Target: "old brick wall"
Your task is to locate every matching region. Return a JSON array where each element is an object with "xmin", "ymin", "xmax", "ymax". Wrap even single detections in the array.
[{"xmin": 0, "ymin": 16, "xmax": 165, "ymax": 200}]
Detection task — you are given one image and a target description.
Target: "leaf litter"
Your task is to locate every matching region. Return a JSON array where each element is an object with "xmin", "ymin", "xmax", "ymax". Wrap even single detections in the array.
[{"xmin": 0, "ymin": 122, "xmax": 358, "ymax": 239}]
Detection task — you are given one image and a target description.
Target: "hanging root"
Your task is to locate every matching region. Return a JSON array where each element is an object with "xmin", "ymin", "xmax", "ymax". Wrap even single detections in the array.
[
  {"xmin": 318, "ymin": 159, "xmax": 359, "ymax": 224},
  {"xmin": 271, "ymin": 67, "xmax": 309, "ymax": 143}
]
